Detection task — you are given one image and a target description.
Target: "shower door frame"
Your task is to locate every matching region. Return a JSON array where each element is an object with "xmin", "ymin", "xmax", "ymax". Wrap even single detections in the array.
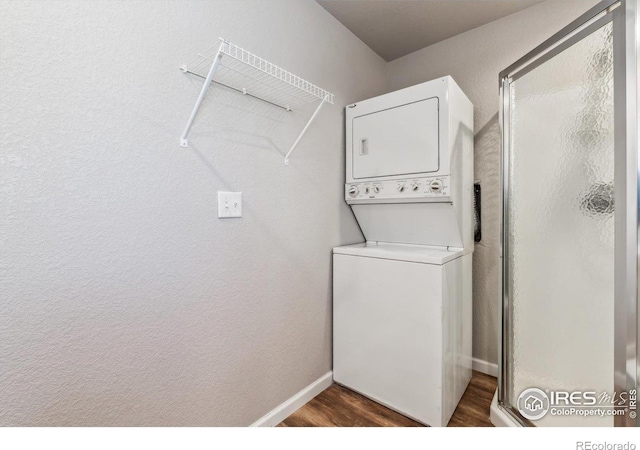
[{"xmin": 498, "ymin": 0, "xmax": 638, "ymax": 427}]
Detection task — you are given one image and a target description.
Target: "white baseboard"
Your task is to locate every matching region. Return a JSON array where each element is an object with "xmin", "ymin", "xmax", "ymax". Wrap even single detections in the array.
[
  {"xmin": 472, "ymin": 357, "xmax": 499, "ymax": 377},
  {"xmin": 251, "ymin": 362, "xmax": 497, "ymax": 426},
  {"xmin": 250, "ymin": 371, "xmax": 333, "ymax": 427}
]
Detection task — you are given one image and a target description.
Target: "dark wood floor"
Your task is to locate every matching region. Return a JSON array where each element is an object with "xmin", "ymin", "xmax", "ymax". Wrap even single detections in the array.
[{"xmin": 278, "ymin": 371, "xmax": 496, "ymax": 427}]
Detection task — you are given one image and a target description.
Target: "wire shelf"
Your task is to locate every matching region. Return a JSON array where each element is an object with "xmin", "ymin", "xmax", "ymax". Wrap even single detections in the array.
[
  {"xmin": 179, "ymin": 38, "xmax": 334, "ymax": 163},
  {"xmin": 181, "ymin": 38, "xmax": 334, "ymax": 111}
]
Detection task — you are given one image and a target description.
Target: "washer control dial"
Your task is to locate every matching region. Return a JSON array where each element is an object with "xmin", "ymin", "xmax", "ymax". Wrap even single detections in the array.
[
  {"xmin": 348, "ymin": 185, "xmax": 359, "ymax": 197},
  {"xmin": 411, "ymin": 182, "xmax": 420, "ymax": 192},
  {"xmin": 398, "ymin": 184, "xmax": 406, "ymax": 193},
  {"xmin": 429, "ymin": 179, "xmax": 442, "ymax": 192}
]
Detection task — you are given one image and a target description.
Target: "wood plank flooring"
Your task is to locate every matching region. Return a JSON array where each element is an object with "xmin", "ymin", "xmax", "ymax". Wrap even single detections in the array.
[{"xmin": 278, "ymin": 371, "xmax": 497, "ymax": 427}]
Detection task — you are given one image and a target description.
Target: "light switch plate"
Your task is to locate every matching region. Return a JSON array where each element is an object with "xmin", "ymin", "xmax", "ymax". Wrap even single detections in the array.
[{"xmin": 217, "ymin": 191, "xmax": 242, "ymax": 218}]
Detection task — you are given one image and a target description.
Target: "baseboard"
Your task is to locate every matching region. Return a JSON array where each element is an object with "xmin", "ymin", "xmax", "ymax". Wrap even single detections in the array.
[
  {"xmin": 250, "ymin": 371, "xmax": 333, "ymax": 427},
  {"xmin": 472, "ymin": 357, "xmax": 499, "ymax": 377}
]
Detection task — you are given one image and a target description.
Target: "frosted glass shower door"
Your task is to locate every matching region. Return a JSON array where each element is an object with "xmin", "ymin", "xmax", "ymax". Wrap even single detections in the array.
[{"xmin": 504, "ymin": 21, "xmax": 615, "ymax": 426}]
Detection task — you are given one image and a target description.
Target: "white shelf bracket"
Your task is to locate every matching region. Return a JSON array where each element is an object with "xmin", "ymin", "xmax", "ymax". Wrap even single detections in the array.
[
  {"xmin": 284, "ymin": 95, "xmax": 329, "ymax": 166},
  {"xmin": 180, "ymin": 50, "xmax": 224, "ymax": 148}
]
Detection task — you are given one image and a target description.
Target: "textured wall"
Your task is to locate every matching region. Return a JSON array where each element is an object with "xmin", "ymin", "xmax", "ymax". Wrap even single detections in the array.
[
  {"xmin": 387, "ymin": 0, "xmax": 599, "ymax": 367},
  {"xmin": 0, "ymin": 0, "xmax": 387, "ymax": 426}
]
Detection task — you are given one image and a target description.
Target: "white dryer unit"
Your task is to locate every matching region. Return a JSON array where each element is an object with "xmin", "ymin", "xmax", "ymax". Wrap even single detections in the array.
[
  {"xmin": 333, "ymin": 76, "xmax": 474, "ymax": 426},
  {"xmin": 345, "ymin": 76, "xmax": 474, "ymax": 249}
]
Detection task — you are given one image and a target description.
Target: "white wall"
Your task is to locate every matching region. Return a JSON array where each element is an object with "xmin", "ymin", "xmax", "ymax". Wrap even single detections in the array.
[
  {"xmin": 0, "ymin": 0, "xmax": 387, "ymax": 426},
  {"xmin": 387, "ymin": 0, "xmax": 600, "ymax": 367}
]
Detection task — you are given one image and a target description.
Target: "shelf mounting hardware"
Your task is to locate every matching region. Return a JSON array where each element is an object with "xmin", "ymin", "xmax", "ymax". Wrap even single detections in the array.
[{"xmin": 284, "ymin": 94, "xmax": 329, "ymax": 165}]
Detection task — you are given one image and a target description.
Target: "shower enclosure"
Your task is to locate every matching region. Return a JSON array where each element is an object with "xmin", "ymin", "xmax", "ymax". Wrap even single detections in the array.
[{"xmin": 497, "ymin": 0, "xmax": 638, "ymax": 426}]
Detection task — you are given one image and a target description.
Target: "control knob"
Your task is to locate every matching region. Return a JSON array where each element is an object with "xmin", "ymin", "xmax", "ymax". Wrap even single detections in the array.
[
  {"xmin": 373, "ymin": 186, "xmax": 380, "ymax": 193},
  {"xmin": 398, "ymin": 184, "xmax": 406, "ymax": 193},
  {"xmin": 411, "ymin": 182, "xmax": 420, "ymax": 192},
  {"xmin": 429, "ymin": 179, "xmax": 442, "ymax": 192},
  {"xmin": 348, "ymin": 185, "xmax": 359, "ymax": 197}
]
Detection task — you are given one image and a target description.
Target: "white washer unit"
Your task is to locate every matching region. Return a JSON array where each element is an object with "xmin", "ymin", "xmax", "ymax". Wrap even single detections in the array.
[{"xmin": 333, "ymin": 76, "xmax": 474, "ymax": 427}]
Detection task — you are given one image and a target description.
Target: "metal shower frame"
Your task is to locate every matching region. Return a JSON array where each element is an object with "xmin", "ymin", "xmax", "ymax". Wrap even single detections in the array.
[{"xmin": 498, "ymin": 0, "xmax": 638, "ymax": 427}]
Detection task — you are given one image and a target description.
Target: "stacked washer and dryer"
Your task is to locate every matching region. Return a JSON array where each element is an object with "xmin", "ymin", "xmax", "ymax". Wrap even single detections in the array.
[{"xmin": 333, "ymin": 76, "xmax": 474, "ymax": 427}]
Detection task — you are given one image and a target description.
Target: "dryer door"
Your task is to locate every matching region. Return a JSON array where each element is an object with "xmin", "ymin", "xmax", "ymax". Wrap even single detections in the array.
[{"xmin": 352, "ymin": 97, "xmax": 439, "ymax": 179}]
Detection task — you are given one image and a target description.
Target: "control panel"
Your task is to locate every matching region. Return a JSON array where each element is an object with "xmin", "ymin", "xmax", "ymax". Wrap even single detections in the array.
[{"xmin": 345, "ymin": 176, "xmax": 450, "ymax": 203}]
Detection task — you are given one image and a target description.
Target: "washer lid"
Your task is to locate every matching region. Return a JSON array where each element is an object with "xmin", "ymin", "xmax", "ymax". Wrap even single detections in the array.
[{"xmin": 333, "ymin": 242, "xmax": 463, "ymax": 265}]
